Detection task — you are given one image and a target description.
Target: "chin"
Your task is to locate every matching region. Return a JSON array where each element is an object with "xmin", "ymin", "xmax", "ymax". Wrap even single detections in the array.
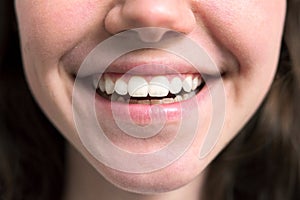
[{"xmin": 84, "ymin": 138, "xmax": 210, "ymax": 194}]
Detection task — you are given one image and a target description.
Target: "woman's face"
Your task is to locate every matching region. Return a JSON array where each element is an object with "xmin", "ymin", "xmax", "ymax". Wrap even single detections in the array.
[{"xmin": 15, "ymin": 0, "xmax": 286, "ymax": 193}]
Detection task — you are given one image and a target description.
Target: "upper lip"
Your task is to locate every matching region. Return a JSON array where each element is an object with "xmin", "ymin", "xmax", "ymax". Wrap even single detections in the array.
[{"xmin": 76, "ymin": 50, "xmax": 224, "ymax": 78}]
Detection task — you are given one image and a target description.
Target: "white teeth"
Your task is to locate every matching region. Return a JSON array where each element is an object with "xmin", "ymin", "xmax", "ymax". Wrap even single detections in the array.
[
  {"xmin": 183, "ymin": 93, "xmax": 189, "ymax": 100},
  {"xmin": 149, "ymin": 76, "xmax": 170, "ymax": 97},
  {"xmin": 170, "ymin": 77, "xmax": 182, "ymax": 94},
  {"xmin": 174, "ymin": 95, "xmax": 183, "ymax": 102},
  {"xmin": 198, "ymin": 77, "xmax": 202, "ymax": 87},
  {"xmin": 114, "ymin": 79, "xmax": 128, "ymax": 95},
  {"xmin": 128, "ymin": 76, "xmax": 148, "ymax": 97},
  {"xmin": 162, "ymin": 98, "xmax": 174, "ymax": 104},
  {"xmin": 96, "ymin": 74, "xmax": 203, "ymax": 103},
  {"xmin": 105, "ymin": 76, "xmax": 115, "ymax": 94},
  {"xmin": 99, "ymin": 78, "xmax": 105, "ymax": 92},
  {"xmin": 192, "ymin": 77, "xmax": 199, "ymax": 90},
  {"xmin": 182, "ymin": 76, "xmax": 193, "ymax": 92}
]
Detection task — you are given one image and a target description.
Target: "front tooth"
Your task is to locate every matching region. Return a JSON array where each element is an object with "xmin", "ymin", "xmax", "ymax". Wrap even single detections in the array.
[
  {"xmin": 170, "ymin": 77, "xmax": 182, "ymax": 94},
  {"xmin": 192, "ymin": 77, "xmax": 199, "ymax": 90},
  {"xmin": 182, "ymin": 76, "xmax": 193, "ymax": 92},
  {"xmin": 149, "ymin": 76, "xmax": 170, "ymax": 97},
  {"xmin": 105, "ymin": 77, "xmax": 115, "ymax": 94},
  {"xmin": 128, "ymin": 76, "xmax": 148, "ymax": 97},
  {"xmin": 114, "ymin": 79, "xmax": 128, "ymax": 95}
]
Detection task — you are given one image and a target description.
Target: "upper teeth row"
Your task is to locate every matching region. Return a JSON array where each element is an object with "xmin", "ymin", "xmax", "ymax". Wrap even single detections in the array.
[{"xmin": 94, "ymin": 74, "xmax": 202, "ymax": 97}]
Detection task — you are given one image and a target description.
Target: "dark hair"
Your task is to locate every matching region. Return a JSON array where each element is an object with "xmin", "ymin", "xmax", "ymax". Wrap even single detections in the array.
[
  {"xmin": 0, "ymin": 1, "xmax": 299, "ymax": 200},
  {"xmin": 0, "ymin": 2, "xmax": 65, "ymax": 199},
  {"xmin": 204, "ymin": 1, "xmax": 300, "ymax": 199}
]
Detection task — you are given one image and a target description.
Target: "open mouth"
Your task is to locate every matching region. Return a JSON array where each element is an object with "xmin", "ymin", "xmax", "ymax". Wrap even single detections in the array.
[{"xmin": 94, "ymin": 73, "xmax": 206, "ymax": 105}]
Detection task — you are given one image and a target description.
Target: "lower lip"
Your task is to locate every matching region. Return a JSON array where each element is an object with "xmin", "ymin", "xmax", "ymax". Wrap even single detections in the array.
[{"xmin": 95, "ymin": 85, "xmax": 209, "ymax": 126}]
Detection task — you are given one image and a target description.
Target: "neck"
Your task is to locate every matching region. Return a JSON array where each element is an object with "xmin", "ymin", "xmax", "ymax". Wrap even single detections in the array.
[{"xmin": 63, "ymin": 144, "xmax": 206, "ymax": 200}]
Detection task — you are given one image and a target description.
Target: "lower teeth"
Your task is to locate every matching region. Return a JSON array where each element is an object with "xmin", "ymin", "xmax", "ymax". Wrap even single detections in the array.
[{"xmin": 97, "ymin": 84, "xmax": 204, "ymax": 105}]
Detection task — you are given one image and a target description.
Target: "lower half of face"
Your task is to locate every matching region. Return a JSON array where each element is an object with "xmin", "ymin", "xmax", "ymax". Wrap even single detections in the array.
[{"xmin": 15, "ymin": 0, "xmax": 286, "ymax": 193}]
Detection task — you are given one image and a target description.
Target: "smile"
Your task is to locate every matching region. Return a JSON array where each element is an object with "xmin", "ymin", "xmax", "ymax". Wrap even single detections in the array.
[
  {"xmin": 71, "ymin": 47, "xmax": 226, "ymax": 125},
  {"xmin": 94, "ymin": 73, "xmax": 205, "ymax": 105}
]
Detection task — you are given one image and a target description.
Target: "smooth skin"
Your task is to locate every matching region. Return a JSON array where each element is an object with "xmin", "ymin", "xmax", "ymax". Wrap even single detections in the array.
[{"xmin": 15, "ymin": 1, "xmax": 286, "ymax": 200}]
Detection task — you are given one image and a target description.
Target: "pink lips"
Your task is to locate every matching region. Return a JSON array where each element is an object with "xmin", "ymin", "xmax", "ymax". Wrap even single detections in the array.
[
  {"xmin": 104, "ymin": 50, "xmax": 222, "ymax": 76},
  {"xmin": 95, "ymin": 83, "xmax": 209, "ymax": 126},
  {"xmin": 91, "ymin": 54, "xmax": 217, "ymax": 126},
  {"xmin": 105, "ymin": 59, "xmax": 200, "ymax": 75},
  {"xmin": 77, "ymin": 49, "xmax": 223, "ymax": 78}
]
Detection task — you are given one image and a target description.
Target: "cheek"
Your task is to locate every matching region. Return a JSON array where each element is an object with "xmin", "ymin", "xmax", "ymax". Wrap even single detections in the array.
[
  {"xmin": 198, "ymin": 0, "xmax": 286, "ymax": 75},
  {"xmin": 193, "ymin": 1, "xmax": 286, "ymax": 142},
  {"xmin": 199, "ymin": 0, "xmax": 286, "ymax": 107},
  {"xmin": 15, "ymin": 0, "xmax": 109, "ymax": 61}
]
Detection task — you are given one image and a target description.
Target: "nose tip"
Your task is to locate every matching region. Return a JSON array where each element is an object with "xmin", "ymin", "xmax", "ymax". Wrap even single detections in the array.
[
  {"xmin": 121, "ymin": 0, "xmax": 187, "ymax": 29},
  {"xmin": 104, "ymin": 0, "xmax": 196, "ymax": 36}
]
